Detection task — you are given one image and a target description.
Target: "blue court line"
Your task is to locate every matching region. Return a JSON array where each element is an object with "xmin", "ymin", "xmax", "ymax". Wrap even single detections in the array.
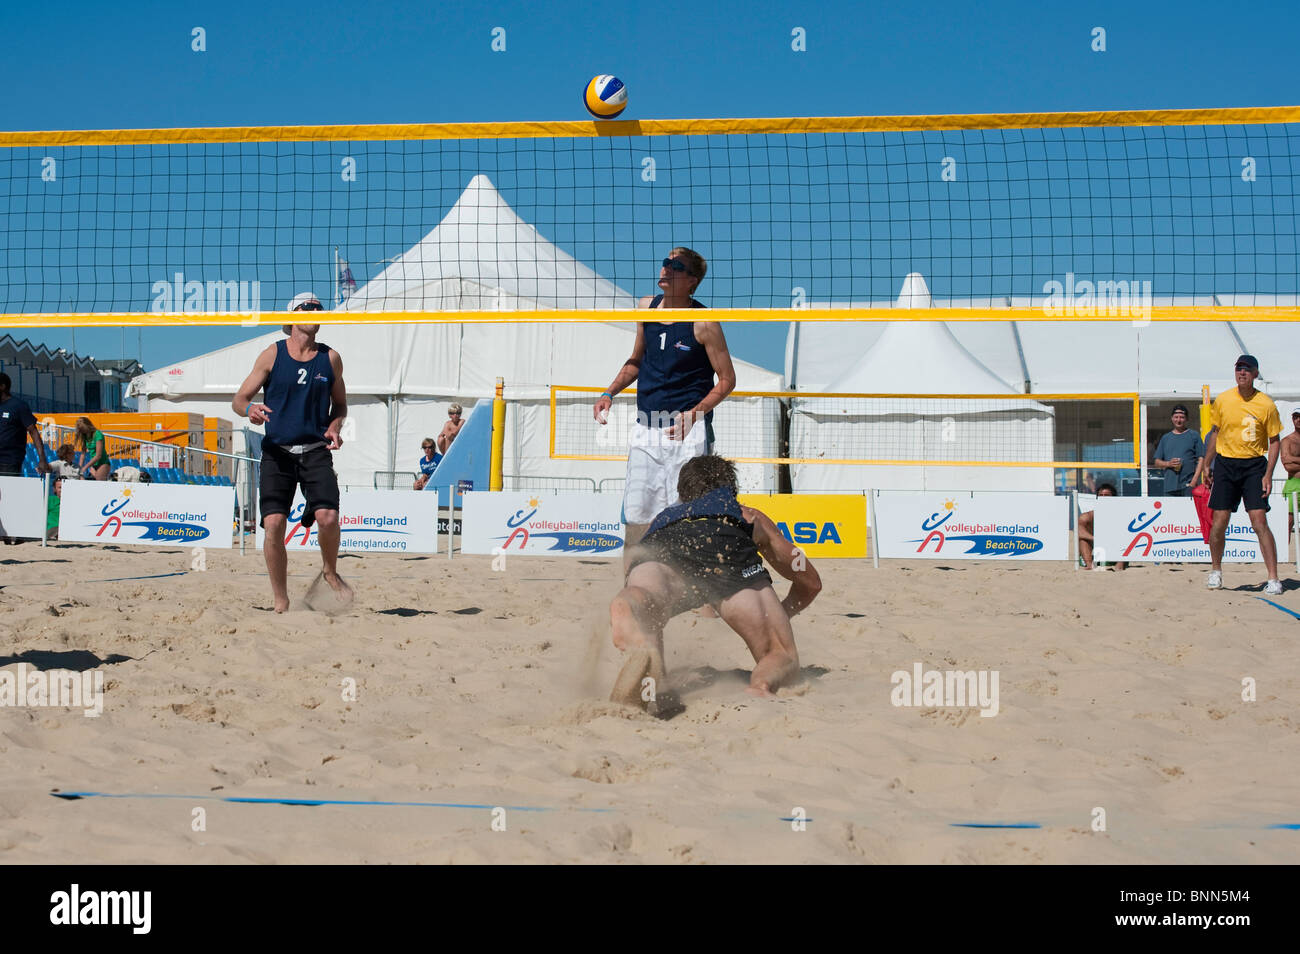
[
  {"xmin": 2, "ymin": 571, "xmax": 189, "ymax": 587},
  {"xmin": 951, "ymin": 822, "xmax": 1042, "ymax": 829},
  {"xmin": 51, "ymin": 790, "xmax": 611, "ymax": 813},
  {"xmin": 1267, "ymin": 823, "xmax": 1300, "ymax": 830},
  {"xmin": 1256, "ymin": 597, "xmax": 1300, "ymax": 620}
]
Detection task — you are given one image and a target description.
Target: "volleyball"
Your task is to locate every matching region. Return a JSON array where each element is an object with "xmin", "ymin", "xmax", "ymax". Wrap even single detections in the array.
[{"xmin": 583, "ymin": 75, "xmax": 627, "ymax": 119}]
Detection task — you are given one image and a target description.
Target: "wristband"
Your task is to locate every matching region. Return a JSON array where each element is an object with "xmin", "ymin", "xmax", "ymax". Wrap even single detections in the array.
[{"xmin": 600, "ymin": 391, "xmax": 612, "ymax": 399}]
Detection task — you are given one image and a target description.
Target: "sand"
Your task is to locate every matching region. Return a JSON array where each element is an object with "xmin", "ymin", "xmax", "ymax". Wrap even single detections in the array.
[{"xmin": 1, "ymin": 541, "xmax": 1297, "ymax": 864}]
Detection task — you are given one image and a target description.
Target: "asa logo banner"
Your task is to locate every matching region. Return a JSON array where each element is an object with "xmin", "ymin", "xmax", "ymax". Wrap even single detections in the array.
[
  {"xmin": 462, "ymin": 492, "xmax": 624, "ymax": 557},
  {"xmin": 59, "ymin": 480, "xmax": 234, "ymax": 548},
  {"xmin": 737, "ymin": 493, "xmax": 866, "ymax": 558},
  {"xmin": 255, "ymin": 489, "xmax": 440, "ymax": 554},
  {"xmin": 1094, "ymin": 496, "xmax": 1288, "ymax": 563},
  {"xmin": 874, "ymin": 491, "xmax": 1070, "ymax": 560}
]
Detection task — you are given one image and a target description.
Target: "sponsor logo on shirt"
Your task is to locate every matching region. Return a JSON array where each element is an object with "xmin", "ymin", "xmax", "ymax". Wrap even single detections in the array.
[
  {"xmin": 674, "ymin": 341, "xmax": 692, "ymax": 351},
  {"xmin": 741, "ymin": 564, "xmax": 763, "ymax": 578}
]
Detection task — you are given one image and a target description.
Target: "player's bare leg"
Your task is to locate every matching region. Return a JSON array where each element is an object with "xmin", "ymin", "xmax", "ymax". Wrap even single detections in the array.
[
  {"xmin": 1246, "ymin": 508, "xmax": 1279, "ymax": 580},
  {"xmin": 313, "ymin": 509, "xmax": 354, "ymax": 607},
  {"xmin": 717, "ymin": 585, "xmax": 800, "ymax": 698},
  {"xmin": 621, "ymin": 522, "xmax": 648, "ymax": 575},
  {"xmin": 1208, "ymin": 509, "xmax": 1232, "ymax": 571},
  {"xmin": 261, "ymin": 513, "xmax": 291, "ymax": 613},
  {"xmin": 609, "ymin": 561, "xmax": 684, "ymax": 706}
]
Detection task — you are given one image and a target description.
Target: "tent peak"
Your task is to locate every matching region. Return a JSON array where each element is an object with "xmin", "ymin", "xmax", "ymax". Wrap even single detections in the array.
[{"xmin": 897, "ymin": 272, "xmax": 932, "ymax": 309}]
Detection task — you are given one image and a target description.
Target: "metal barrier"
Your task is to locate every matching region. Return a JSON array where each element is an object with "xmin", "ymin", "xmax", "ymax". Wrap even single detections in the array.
[
  {"xmin": 502, "ymin": 474, "xmax": 598, "ymax": 493},
  {"xmin": 373, "ymin": 471, "xmax": 418, "ymax": 490},
  {"xmin": 597, "ymin": 477, "xmax": 626, "ymax": 494}
]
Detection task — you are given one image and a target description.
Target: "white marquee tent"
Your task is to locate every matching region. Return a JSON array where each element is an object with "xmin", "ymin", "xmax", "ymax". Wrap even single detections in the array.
[
  {"xmin": 789, "ymin": 275, "xmax": 1055, "ymax": 492},
  {"xmin": 130, "ymin": 175, "xmax": 782, "ymax": 492},
  {"xmin": 787, "ymin": 279, "xmax": 1300, "ymax": 399}
]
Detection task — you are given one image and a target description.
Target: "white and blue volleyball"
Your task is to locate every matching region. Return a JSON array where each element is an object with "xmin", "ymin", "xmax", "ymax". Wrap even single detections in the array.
[{"xmin": 583, "ymin": 75, "xmax": 627, "ymax": 119}]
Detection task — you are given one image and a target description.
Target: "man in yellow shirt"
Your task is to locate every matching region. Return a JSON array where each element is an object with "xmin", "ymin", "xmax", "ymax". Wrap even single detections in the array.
[{"xmin": 1192, "ymin": 354, "xmax": 1283, "ymax": 593}]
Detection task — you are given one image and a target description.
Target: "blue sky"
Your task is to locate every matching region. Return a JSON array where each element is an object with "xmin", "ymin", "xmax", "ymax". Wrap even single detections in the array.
[{"xmin": 2, "ymin": 0, "xmax": 1298, "ymax": 374}]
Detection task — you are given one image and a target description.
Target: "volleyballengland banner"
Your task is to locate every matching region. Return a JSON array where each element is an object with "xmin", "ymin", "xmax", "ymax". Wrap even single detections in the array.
[
  {"xmin": 0, "ymin": 476, "xmax": 49, "ymax": 539},
  {"xmin": 60, "ymin": 481, "xmax": 234, "ymax": 548},
  {"xmin": 256, "ymin": 489, "xmax": 440, "ymax": 553},
  {"xmin": 874, "ymin": 491, "xmax": 1070, "ymax": 560},
  {"xmin": 1094, "ymin": 497, "xmax": 1288, "ymax": 563},
  {"xmin": 462, "ymin": 492, "xmax": 624, "ymax": 557}
]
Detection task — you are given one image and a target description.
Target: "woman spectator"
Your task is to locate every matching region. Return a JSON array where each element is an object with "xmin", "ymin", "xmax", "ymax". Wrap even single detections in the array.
[
  {"xmin": 75, "ymin": 417, "xmax": 110, "ymax": 481},
  {"xmin": 54, "ymin": 444, "xmax": 80, "ymax": 478}
]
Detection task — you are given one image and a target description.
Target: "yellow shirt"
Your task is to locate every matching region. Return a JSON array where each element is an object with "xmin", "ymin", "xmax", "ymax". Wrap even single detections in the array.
[{"xmin": 1211, "ymin": 387, "xmax": 1281, "ymax": 459}]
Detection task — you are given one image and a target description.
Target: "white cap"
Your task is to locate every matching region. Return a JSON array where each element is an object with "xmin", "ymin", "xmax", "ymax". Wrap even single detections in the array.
[{"xmin": 287, "ymin": 291, "xmax": 322, "ymax": 313}]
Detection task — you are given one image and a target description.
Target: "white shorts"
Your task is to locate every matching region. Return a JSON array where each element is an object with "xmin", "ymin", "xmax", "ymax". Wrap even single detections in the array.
[{"xmin": 622, "ymin": 421, "xmax": 710, "ymax": 525}]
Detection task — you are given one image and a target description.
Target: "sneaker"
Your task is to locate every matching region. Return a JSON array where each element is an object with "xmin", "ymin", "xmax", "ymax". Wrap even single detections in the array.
[
  {"xmin": 1265, "ymin": 580, "xmax": 1284, "ymax": 596},
  {"xmin": 1206, "ymin": 570, "xmax": 1223, "ymax": 590}
]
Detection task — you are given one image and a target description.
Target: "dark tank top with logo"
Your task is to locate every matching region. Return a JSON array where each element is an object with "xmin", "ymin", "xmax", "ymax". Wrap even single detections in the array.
[
  {"xmin": 264, "ymin": 339, "xmax": 334, "ymax": 447},
  {"xmin": 637, "ymin": 295, "xmax": 713, "ymax": 426}
]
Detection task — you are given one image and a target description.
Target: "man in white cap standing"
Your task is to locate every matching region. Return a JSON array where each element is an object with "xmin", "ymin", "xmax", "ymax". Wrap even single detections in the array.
[
  {"xmin": 1192, "ymin": 354, "xmax": 1284, "ymax": 594},
  {"xmin": 232, "ymin": 292, "xmax": 352, "ymax": 613}
]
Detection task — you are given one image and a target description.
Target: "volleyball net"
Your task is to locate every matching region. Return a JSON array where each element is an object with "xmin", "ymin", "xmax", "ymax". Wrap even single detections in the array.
[
  {"xmin": 551, "ymin": 385, "xmax": 1139, "ymax": 469},
  {"xmin": 2, "ymin": 106, "xmax": 1298, "ymax": 327}
]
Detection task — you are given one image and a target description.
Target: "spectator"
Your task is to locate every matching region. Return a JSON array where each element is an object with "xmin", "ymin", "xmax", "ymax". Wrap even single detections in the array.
[
  {"xmin": 436, "ymin": 405, "xmax": 464, "ymax": 454},
  {"xmin": 46, "ymin": 476, "xmax": 63, "ymax": 541},
  {"xmin": 416, "ymin": 436, "xmax": 441, "ymax": 489},
  {"xmin": 1153, "ymin": 404, "xmax": 1204, "ymax": 496},
  {"xmin": 1279, "ymin": 409, "xmax": 1300, "ymax": 536},
  {"xmin": 0, "ymin": 372, "xmax": 50, "ymax": 477},
  {"xmin": 75, "ymin": 417, "xmax": 110, "ymax": 480},
  {"xmin": 54, "ymin": 444, "xmax": 80, "ymax": 478},
  {"xmin": 1078, "ymin": 483, "xmax": 1127, "ymax": 570}
]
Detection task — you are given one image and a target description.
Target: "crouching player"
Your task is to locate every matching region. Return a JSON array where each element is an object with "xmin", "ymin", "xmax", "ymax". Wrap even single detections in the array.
[{"xmin": 609, "ymin": 454, "xmax": 821, "ymax": 707}]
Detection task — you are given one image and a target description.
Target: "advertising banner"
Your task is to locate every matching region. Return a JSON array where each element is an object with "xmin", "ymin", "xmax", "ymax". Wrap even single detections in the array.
[
  {"xmin": 59, "ymin": 481, "xmax": 234, "ymax": 548},
  {"xmin": 0, "ymin": 476, "xmax": 50, "ymax": 539},
  {"xmin": 1094, "ymin": 496, "xmax": 1289, "ymax": 563},
  {"xmin": 737, "ymin": 493, "xmax": 867, "ymax": 558},
  {"xmin": 874, "ymin": 491, "xmax": 1070, "ymax": 560},
  {"xmin": 255, "ymin": 489, "xmax": 440, "ymax": 553},
  {"xmin": 462, "ymin": 492, "xmax": 624, "ymax": 557}
]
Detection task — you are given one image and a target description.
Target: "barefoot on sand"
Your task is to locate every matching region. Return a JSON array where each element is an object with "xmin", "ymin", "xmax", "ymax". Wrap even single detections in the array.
[{"xmin": 302, "ymin": 571, "xmax": 355, "ymax": 614}]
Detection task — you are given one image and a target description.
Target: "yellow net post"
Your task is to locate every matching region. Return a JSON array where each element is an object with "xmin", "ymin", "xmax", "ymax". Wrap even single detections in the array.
[{"xmin": 490, "ymin": 376, "xmax": 505, "ymax": 492}]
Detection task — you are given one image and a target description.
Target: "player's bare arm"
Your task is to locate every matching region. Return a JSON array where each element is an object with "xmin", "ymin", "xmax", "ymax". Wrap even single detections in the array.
[
  {"xmin": 1264, "ymin": 434, "xmax": 1280, "ymax": 495},
  {"xmin": 325, "ymin": 350, "xmax": 347, "ymax": 449},
  {"xmin": 1194, "ymin": 428, "xmax": 1218, "ymax": 484},
  {"xmin": 744, "ymin": 505, "xmax": 822, "ymax": 617},
  {"xmin": 593, "ymin": 323, "xmax": 646, "ymax": 421},
  {"xmin": 232, "ymin": 344, "xmax": 277, "ymax": 425}
]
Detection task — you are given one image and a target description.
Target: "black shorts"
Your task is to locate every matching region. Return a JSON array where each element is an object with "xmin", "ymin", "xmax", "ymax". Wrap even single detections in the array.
[
  {"xmin": 259, "ymin": 441, "xmax": 340, "ymax": 529},
  {"xmin": 629, "ymin": 516, "xmax": 773, "ymax": 610},
  {"xmin": 1209, "ymin": 455, "xmax": 1269, "ymax": 513},
  {"xmin": 0, "ymin": 457, "xmax": 22, "ymax": 477}
]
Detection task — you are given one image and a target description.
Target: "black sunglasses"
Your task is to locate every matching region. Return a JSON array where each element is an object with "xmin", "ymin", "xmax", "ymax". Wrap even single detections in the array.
[
  {"xmin": 294, "ymin": 301, "xmax": 324, "ymax": 312},
  {"xmin": 662, "ymin": 257, "xmax": 692, "ymax": 274}
]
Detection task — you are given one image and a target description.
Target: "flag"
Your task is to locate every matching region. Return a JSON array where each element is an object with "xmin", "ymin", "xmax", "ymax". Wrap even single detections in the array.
[{"xmin": 337, "ymin": 256, "xmax": 357, "ymax": 302}]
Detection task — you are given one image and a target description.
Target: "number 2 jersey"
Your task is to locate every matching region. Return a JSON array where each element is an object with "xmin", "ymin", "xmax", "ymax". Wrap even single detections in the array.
[{"xmin": 264, "ymin": 339, "xmax": 335, "ymax": 447}]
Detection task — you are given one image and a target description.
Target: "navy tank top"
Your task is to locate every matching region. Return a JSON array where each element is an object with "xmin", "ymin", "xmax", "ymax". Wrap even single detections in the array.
[
  {"xmin": 637, "ymin": 295, "xmax": 713, "ymax": 425},
  {"xmin": 645, "ymin": 485, "xmax": 746, "ymax": 537},
  {"xmin": 264, "ymin": 339, "xmax": 334, "ymax": 446}
]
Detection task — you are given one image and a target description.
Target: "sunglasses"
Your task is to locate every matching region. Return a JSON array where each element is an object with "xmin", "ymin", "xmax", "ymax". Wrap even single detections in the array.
[
  {"xmin": 422, "ymin": 444, "xmax": 433, "ymax": 449},
  {"xmin": 662, "ymin": 258, "xmax": 692, "ymax": 275},
  {"xmin": 294, "ymin": 301, "xmax": 323, "ymax": 311},
  {"xmin": 1235, "ymin": 365, "xmax": 1254, "ymax": 372}
]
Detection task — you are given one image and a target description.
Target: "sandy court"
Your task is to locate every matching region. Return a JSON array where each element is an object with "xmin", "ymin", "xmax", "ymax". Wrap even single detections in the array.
[{"xmin": 1, "ymin": 541, "xmax": 1297, "ymax": 864}]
